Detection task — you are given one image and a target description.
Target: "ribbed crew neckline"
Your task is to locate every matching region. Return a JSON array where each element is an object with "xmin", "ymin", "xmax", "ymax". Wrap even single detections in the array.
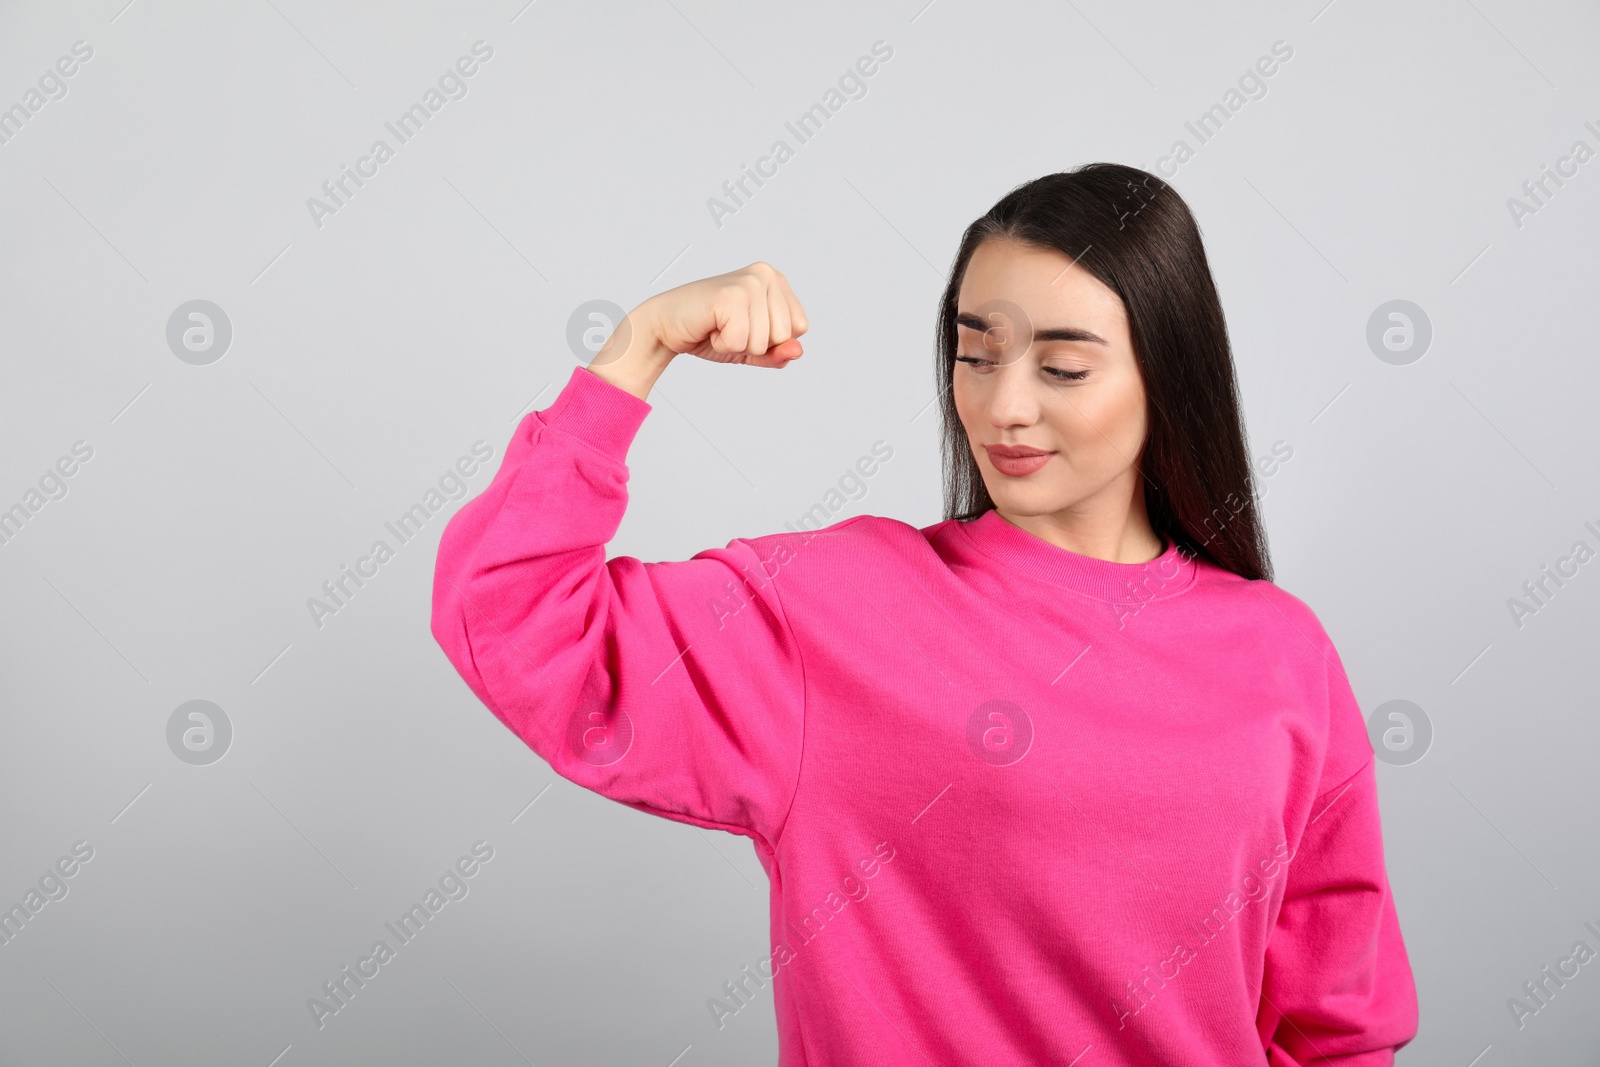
[{"xmin": 955, "ymin": 508, "xmax": 1198, "ymax": 603}]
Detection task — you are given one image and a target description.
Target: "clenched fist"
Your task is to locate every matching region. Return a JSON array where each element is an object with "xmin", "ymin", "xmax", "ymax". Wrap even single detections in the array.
[{"xmin": 589, "ymin": 262, "xmax": 809, "ymax": 399}]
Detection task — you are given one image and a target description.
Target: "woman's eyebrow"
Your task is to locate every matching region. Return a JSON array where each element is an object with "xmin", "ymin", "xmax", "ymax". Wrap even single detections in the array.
[{"xmin": 956, "ymin": 311, "xmax": 1109, "ymax": 345}]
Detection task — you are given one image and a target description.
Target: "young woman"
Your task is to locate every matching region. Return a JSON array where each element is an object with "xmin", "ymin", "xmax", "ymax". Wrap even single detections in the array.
[{"xmin": 431, "ymin": 163, "xmax": 1419, "ymax": 1065}]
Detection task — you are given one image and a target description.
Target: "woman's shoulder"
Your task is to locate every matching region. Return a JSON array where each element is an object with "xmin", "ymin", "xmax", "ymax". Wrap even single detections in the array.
[
  {"xmin": 1194, "ymin": 563, "xmax": 1340, "ymax": 662},
  {"xmin": 735, "ymin": 512, "xmax": 954, "ymax": 568}
]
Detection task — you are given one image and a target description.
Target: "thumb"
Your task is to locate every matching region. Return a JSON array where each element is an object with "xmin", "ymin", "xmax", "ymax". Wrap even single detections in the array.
[{"xmin": 746, "ymin": 338, "xmax": 803, "ymax": 368}]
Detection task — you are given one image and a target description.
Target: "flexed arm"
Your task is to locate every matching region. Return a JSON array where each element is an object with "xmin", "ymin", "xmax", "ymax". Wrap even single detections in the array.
[{"xmin": 430, "ymin": 265, "xmax": 813, "ymax": 848}]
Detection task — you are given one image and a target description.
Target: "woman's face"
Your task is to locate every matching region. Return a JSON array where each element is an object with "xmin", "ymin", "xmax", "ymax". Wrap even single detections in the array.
[{"xmin": 951, "ymin": 236, "xmax": 1149, "ymax": 524}]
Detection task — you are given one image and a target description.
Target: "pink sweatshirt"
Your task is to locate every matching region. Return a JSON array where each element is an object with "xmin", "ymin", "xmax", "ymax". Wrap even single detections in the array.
[{"xmin": 430, "ymin": 365, "xmax": 1419, "ymax": 1066}]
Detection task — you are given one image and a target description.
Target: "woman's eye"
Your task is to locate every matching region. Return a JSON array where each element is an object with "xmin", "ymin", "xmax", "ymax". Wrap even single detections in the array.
[{"xmin": 955, "ymin": 355, "xmax": 1087, "ymax": 381}]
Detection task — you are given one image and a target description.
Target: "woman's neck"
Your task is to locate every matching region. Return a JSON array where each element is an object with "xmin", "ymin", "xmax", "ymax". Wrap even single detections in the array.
[{"xmin": 993, "ymin": 482, "xmax": 1164, "ymax": 564}]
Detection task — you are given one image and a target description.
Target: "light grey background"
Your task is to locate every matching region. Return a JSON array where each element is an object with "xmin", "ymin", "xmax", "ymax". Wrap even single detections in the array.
[{"xmin": 2, "ymin": 0, "xmax": 1597, "ymax": 1063}]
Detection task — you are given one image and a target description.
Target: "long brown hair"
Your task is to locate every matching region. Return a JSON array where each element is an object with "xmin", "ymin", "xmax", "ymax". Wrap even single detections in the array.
[{"xmin": 936, "ymin": 163, "xmax": 1271, "ymax": 582}]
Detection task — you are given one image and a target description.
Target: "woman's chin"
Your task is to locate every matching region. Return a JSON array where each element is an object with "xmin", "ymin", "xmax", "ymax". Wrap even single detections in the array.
[{"xmin": 984, "ymin": 481, "xmax": 1080, "ymax": 516}]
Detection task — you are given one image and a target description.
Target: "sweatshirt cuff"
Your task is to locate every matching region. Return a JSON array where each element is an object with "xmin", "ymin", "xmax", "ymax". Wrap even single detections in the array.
[{"xmin": 539, "ymin": 364, "xmax": 653, "ymax": 461}]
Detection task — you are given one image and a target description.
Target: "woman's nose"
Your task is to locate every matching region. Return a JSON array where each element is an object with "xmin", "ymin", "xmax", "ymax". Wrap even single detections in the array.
[{"xmin": 985, "ymin": 358, "xmax": 1038, "ymax": 428}]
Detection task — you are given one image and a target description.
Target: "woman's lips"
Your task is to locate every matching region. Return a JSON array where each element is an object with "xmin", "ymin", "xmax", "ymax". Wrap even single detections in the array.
[{"xmin": 984, "ymin": 445, "xmax": 1056, "ymax": 477}]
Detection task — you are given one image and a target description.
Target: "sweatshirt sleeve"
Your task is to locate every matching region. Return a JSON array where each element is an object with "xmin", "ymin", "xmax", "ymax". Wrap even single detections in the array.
[
  {"xmin": 429, "ymin": 365, "xmax": 807, "ymax": 850},
  {"xmin": 1257, "ymin": 640, "xmax": 1420, "ymax": 1065}
]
